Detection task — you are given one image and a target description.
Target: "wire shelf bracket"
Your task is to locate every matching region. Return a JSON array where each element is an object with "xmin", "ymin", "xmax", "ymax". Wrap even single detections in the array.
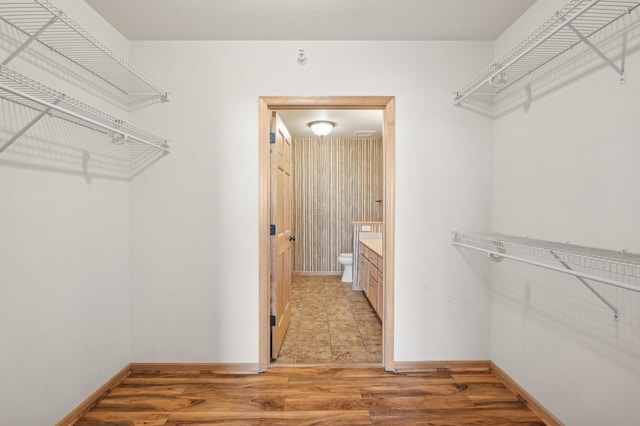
[
  {"xmin": 564, "ymin": 19, "xmax": 625, "ymax": 82},
  {"xmin": 452, "ymin": 232, "xmax": 640, "ymax": 320},
  {"xmin": 1, "ymin": 14, "xmax": 58, "ymax": 67},
  {"xmin": 0, "ymin": 0, "xmax": 170, "ymax": 104},
  {"xmin": 453, "ymin": 0, "xmax": 640, "ymax": 106},
  {"xmin": 548, "ymin": 250, "xmax": 619, "ymax": 320},
  {"xmin": 0, "ymin": 96, "xmax": 60, "ymax": 154}
]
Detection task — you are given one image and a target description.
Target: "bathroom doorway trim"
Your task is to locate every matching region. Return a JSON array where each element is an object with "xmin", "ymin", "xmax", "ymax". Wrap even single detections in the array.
[{"xmin": 258, "ymin": 96, "xmax": 396, "ymax": 371}]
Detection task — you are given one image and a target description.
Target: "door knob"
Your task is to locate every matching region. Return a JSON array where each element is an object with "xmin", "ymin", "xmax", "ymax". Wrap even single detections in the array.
[{"xmin": 290, "ymin": 236, "xmax": 296, "ymax": 242}]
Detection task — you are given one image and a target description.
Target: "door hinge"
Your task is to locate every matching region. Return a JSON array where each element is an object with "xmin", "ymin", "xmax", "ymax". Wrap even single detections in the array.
[
  {"xmin": 270, "ymin": 224, "xmax": 276, "ymax": 235},
  {"xmin": 270, "ymin": 315, "xmax": 276, "ymax": 326},
  {"xmin": 270, "ymin": 132, "xmax": 276, "ymax": 144}
]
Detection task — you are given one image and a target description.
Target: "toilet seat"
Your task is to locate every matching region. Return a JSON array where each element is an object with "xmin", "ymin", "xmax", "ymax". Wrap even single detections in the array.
[{"xmin": 338, "ymin": 252, "xmax": 353, "ymax": 261}]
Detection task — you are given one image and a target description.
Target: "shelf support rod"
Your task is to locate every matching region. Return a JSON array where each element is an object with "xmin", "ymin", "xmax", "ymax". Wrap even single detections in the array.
[
  {"xmin": 549, "ymin": 250, "xmax": 620, "ymax": 321},
  {"xmin": 564, "ymin": 21, "xmax": 625, "ymax": 82},
  {"xmin": 2, "ymin": 15, "xmax": 59, "ymax": 66},
  {"xmin": 452, "ymin": 240, "xmax": 640, "ymax": 293},
  {"xmin": 0, "ymin": 98, "xmax": 61, "ymax": 154}
]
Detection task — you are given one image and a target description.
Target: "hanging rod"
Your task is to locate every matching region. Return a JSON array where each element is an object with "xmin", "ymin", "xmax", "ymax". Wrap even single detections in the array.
[
  {"xmin": 453, "ymin": 0, "xmax": 640, "ymax": 105},
  {"xmin": 0, "ymin": 65, "xmax": 169, "ymax": 154},
  {"xmin": 0, "ymin": 0, "xmax": 169, "ymax": 103},
  {"xmin": 452, "ymin": 232, "xmax": 640, "ymax": 320}
]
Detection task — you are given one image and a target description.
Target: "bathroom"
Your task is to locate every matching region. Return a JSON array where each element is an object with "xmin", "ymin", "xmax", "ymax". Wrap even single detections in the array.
[{"xmin": 273, "ymin": 109, "xmax": 385, "ymax": 364}]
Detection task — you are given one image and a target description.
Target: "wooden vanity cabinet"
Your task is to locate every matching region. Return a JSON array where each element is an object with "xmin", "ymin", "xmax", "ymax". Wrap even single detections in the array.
[{"xmin": 359, "ymin": 242, "xmax": 383, "ymax": 320}]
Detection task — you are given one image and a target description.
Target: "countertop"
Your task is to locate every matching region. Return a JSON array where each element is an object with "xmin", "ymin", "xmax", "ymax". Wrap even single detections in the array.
[{"xmin": 360, "ymin": 236, "xmax": 383, "ymax": 257}]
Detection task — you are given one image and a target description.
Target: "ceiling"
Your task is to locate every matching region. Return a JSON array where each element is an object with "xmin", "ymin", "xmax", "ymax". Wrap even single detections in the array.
[
  {"xmin": 278, "ymin": 110, "xmax": 383, "ymax": 139},
  {"xmin": 85, "ymin": 0, "xmax": 536, "ymax": 41},
  {"xmin": 83, "ymin": 0, "xmax": 535, "ymax": 138}
]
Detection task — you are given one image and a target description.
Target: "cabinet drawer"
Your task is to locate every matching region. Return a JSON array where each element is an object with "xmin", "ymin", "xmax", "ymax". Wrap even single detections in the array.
[{"xmin": 376, "ymin": 254, "xmax": 383, "ymax": 271}]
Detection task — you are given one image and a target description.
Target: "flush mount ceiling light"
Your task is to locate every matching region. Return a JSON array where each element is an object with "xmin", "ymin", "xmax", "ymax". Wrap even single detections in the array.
[{"xmin": 307, "ymin": 120, "xmax": 336, "ymax": 138}]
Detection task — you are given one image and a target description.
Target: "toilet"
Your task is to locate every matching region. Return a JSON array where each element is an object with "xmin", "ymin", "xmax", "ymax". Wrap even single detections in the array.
[{"xmin": 338, "ymin": 253, "xmax": 353, "ymax": 283}]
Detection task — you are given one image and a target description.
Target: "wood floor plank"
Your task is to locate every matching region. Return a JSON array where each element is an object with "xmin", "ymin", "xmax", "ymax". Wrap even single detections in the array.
[
  {"xmin": 462, "ymin": 383, "xmax": 522, "ymax": 404},
  {"xmin": 74, "ymin": 411, "xmax": 170, "ymax": 426},
  {"xmin": 370, "ymin": 407, "xmax": 545, "ymax": 425},
  {"xmin": 286, "ymin": 375, "xmax": 433, "ymax": 388},
  {"xmin": 164, "ymin": 410, "xmax": 372, "ymax": 425},
  {"xmin": 360, "ymin": 383, "xmax": 467, "ymax": 398},
  {"xmin": 270, "ymin": 366, "xmax": 390, "ymax": 378},
  {"xmin": 107, "ymin": 385, "xmax": 186, "ymax": 398},
  {"xmin": 175, "ymin": 396, "xmax": 286, "ymax": 412},
  {"xmin": 452, "ymin": 373, "xmax": 503, "ymax": 384},
  {"xmin": 284, "ymin": 395, "xmax": 475, "ymax": 411},
  {"xmin": 180, "ymin": 387, "xmax": 291, "ymax": 399},
  {"xmin": 94, "ymin": 396, "xmax": 205, "ymax": 412},
  {"xmin": 283, "ymin": 387, "xmax": 364, "ymax": 399},
  {"xmin": 122, "ymin": 375, "xmax": 288, "ymax": 388}
]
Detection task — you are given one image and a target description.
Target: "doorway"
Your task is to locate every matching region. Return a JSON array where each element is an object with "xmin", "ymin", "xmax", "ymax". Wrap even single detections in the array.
[{"xmin": 258, "ymin": 96, "xmax": 395, "ymax": 371}]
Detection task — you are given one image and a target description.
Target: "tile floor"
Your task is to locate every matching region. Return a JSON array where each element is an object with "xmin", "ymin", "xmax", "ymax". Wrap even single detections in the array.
[{"xmin": 273, "ymin": 275, "xmax": 383, "ymax": 364}]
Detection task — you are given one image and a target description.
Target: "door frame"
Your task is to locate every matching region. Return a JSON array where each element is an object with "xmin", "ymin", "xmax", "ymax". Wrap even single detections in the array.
[{"xmin": 258, "ymin": 96, "xmax": 395, "ymax": 371}]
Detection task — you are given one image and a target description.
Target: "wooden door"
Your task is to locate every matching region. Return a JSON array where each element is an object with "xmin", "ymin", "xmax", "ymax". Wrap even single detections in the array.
[{"xmin": 270, "ymin": 112, "xmax": 293, "ymax": 359}]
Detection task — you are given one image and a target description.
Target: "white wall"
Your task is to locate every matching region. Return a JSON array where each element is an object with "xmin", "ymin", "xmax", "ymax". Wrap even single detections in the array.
[
  {"xmin": 0, "ymin": 1, "xmax": 133, "ymax": 424},
  {"xmin": 491, "ymin": 0, "xmax": 640, "ymax": 424},
  {"xmin": 128, "ymin": 40, "xmax": 494, "ymax": 363}
]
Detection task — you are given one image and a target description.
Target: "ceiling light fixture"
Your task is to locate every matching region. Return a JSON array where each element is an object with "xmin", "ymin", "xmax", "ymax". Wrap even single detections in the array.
[{"xmin": 307, "ymin": 120, "xmax": 336, "ymax": 138}]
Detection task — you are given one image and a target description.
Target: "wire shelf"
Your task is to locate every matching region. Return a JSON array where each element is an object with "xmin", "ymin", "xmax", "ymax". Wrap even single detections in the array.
[
  {"xmin": 452, "ymin": 231, "xmax": 640, "ymax": 294},
  {"xmin": 453, "ymin": 0, "xmax": 640, "ymax": 105},
  {"xmin": 0, "ymin": 64, "xmax": 169, "ymax": 155},
  {"xmin": 0, "ymin": 0, "xmax": 169, "ymax": 103}
]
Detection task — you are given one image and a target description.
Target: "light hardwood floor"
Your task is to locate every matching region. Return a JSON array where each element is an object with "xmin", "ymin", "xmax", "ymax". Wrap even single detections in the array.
[
  {"xmin": 75, "ymin": 367, "xmax": 546, "ymax": 425},
  {"xmin": 273, "ymin": 275, "xmax": 383, "ymax": 364}
]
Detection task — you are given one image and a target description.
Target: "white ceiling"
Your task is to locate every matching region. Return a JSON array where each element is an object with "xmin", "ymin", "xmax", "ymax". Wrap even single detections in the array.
[
  {"xmin": 278, "ymin": 110, "xmax": 384, "ymax": 139},
  {"xmin": 85, "ymin": 0, "xmax": 536, "ymax": 41},
  {"xmin": 84, "ymin": 0, "xmax": 536, "ymax": 134}
]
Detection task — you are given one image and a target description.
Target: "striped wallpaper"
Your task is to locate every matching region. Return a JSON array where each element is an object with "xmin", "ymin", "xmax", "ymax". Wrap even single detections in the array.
[{"xmin": 292, "ymin": 137, "xmax": 383, "ymax": 272}]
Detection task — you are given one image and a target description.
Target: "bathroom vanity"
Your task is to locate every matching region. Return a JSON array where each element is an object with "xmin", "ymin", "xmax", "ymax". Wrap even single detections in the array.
[{"xmin": 359, "ymin": 236, "xmax": 383, "ymax": 320}]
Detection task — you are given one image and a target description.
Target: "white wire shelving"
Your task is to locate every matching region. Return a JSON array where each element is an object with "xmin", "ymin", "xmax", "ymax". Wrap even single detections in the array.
[
  {"xmin": 0, "ymin": 0, "xmax": 170, "ymax": 174},
  {"xmin": 0, "ymin": 65, "xmax": 169, "ymax": 156},
  {"xmin": 452, "ymin": 232, "xmax": 640, "ymax": 320},
  {"xmin": 453, "ymin": 0, "xmax": 640, "ymax": 106},
  {"xmin": 0, "ymin": 0, "xmax": 169, "ymax": 103}
]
